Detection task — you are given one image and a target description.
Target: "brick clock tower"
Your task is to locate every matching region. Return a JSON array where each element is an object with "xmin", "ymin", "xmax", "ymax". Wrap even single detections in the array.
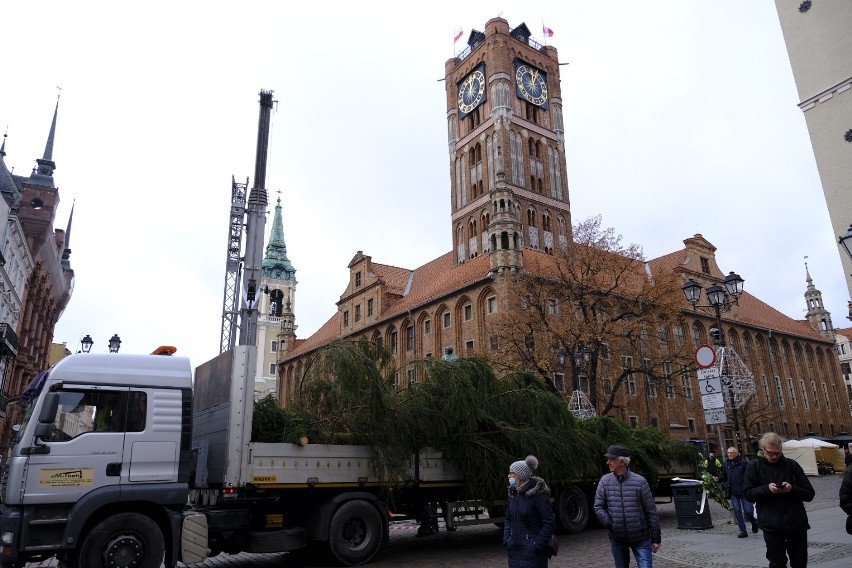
[{"xmin": 445, "ymin": 18, "xmax": 572, "ymax": 272}]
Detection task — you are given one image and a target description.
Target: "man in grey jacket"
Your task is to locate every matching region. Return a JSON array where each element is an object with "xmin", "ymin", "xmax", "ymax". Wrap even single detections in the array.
[{"xmin": 594, "ymin": 445, "xmax": 661, "ymax": 568}]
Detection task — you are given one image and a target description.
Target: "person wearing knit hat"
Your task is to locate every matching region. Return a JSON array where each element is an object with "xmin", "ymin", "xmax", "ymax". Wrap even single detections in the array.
[{"xmin": 503, "ymin": 455, "xmax": 556, "ymax": 567}]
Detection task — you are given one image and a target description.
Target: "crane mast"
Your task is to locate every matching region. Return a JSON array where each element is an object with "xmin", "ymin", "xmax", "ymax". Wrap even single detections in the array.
[
  {"xmin": 219, "ymin": 90, "xmax": 274, "ymax": 353},
  {"xmin": 238, "ymin": 89, "xmax": 274, "ymax": 348}
]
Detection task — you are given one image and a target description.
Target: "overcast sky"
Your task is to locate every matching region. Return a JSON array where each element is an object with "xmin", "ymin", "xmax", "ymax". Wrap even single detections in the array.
[{"xmin": 1, "ymin": 1, "xmax": 844, "ymax": 366}]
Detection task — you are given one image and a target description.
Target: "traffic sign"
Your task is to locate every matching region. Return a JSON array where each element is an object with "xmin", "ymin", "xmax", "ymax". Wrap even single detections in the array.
[
  {"xmin": 698, "ymin": 367, "xmax": 723, "ymax": 396},
  {"xmin": 701, "ymin": 393, "xmax": 725, "ymax": 410},
  {"xmin": 695, "ymin": 344, "xmax": 716, "ymax": 368},
  {"xmin": 704, "ymin": 407, "xmax": 727, "ymax": 425}
]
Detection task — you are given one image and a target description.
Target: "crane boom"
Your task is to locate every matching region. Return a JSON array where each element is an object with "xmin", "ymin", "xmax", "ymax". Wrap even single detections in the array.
[{"xmin": 219, "ymin": 176, "xmax": 248, "ymax": 353}]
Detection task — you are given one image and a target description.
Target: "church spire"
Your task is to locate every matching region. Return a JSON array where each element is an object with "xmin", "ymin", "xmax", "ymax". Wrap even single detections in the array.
[
  {"xmin": 261, "ymin": 194, "xmax": 296, "ymax": 280},
  {"xmin": 0, "ymin": 131, "xmax": 20, "ymax": 206},
  {"xmin": 61, "ymin": 199, "xmax": 74, "ymax": 270},
  {"xmin": 31, "ymin": 94, "xmax": 59, "ymax": 185},
  {"xmin": 803, "ymin": 258, "xmax": 834, "ymax": 340}
]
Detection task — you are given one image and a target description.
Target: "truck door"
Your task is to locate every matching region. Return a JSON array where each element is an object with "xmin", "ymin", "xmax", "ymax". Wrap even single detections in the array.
[
  {"xmin": 22, "ymin": 385, "xmax": 130, "ymax": 505},
  {"xmin": 122, "ymin": 388, "xmax": 180, "ymax": 483}
]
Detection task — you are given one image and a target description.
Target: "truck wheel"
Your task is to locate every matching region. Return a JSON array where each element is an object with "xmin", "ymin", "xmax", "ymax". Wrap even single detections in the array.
[
  {"xmin": 555, "ymin": 485, "xmax": 588, "ymax": 534},
  {"xmin": 78, "ymin": 513, "xmax": 165, "ymax": 568},
  {"xmin": 327, "ymin": 500, "xmax": 383, "ymax": 566}
]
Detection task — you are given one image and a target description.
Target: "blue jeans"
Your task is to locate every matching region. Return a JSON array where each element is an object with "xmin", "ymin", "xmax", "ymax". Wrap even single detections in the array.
[
  {"xmin": 730, "ymin": 494, "xmax": 754, "ymax": 533},
  {"xmin": 610, "ymin": 538, "xmax": 653, "ymax": 568}
]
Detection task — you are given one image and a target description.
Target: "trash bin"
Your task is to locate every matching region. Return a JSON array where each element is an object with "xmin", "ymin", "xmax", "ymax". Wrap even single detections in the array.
[{"xmin": 671, "ymin": 481, "xmax": 712, "ymax": 529}]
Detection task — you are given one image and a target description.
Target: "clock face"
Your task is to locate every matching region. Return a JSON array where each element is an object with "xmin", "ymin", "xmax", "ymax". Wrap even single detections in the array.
[
  {"xmin": 458, "ymin": 67, "xmax": 486, "ymax": 116},
  {"xmin": 515, "ymin": 61, "xmax": 548, "ymax": 107}
]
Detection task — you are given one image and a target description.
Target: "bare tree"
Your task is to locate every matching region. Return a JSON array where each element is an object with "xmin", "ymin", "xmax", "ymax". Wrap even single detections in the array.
[{"xmin": 488, "ymin": 216, "xmax": 692, "ymax": 415}]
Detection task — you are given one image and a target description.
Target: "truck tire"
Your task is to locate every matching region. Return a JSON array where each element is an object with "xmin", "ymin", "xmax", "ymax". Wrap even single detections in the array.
[
  {"xmin": 327, "ymin": 500, "xmax": 383, "ymax": 566},
  {"xmin": 77, "ymin": 512, "xmax": 165, "ymax": 568},
  {"xmin": 555, "ymin": 485, "xmax": 588, "ymax": 534}
]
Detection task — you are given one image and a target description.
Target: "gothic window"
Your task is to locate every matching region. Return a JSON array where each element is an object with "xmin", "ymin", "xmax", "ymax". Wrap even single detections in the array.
[
  {"xmin": 692, "ymin": 322, "xmax": 704, "ymax": 346},
  {"xmin": 674, "ymin": 325, "xmax": 685, "ymax": 347},
  {"xmin": 389, "ymin": 329, "xmax": 398, "ymax": 354},
  {"xmin": 406, "ymin": 325, "xmax": 415, "ymax": 351},
  {"xmin": 527, "ymin": 208, "xmax": 537, "ymax": 228},
  {"xmin": 424, "ymin": 319, "xmax": 432, "ymax": 335},
  {"xmin": 487, "ymin": 296, "xmax": 497, "ymax": 314}
]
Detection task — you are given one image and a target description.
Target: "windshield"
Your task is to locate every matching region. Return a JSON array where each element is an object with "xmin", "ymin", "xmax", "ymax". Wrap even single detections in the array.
[{"xmin": 13, "ymin": 370, "xmax": 50, "ymax": 446}]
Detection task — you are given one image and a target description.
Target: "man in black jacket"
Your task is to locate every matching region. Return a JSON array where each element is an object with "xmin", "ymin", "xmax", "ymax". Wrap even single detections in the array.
[
  {"xmin": 716, "ymin": 447, "xmax": 757, "ymax": 537},
  {"xmin": 744, "ymin": 432, "xmax": 815, "ymax": 568}
]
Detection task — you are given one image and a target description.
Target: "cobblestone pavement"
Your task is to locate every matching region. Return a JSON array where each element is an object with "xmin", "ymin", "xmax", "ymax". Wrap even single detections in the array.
[{"xmin": 22, "ymin": 473, "xmax": 850, "ymax": 567}]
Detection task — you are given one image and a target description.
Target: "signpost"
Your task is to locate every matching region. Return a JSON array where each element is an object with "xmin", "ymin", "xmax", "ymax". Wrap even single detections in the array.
[
  {"xmin": 704, "ymin": 407, "xmax": 727, "ymax": 425},
  {"xmin": 696, "ymin": 347, "xmax": 727, "ymax": 428}
]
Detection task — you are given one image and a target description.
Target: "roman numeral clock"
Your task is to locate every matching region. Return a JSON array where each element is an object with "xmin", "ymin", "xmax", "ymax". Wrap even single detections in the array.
[
  {"xmin": 457, "ymin": 64, "xmax": 486, "ymax": 116},
  {"xmin": 515, "ymin": 59, "xmax": 548, "ymax": 108}
]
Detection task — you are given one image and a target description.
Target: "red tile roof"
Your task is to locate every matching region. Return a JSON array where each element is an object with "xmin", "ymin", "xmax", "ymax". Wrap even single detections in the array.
[{"xmin": 286, "ymin": 239, "xmax": 832, "ymax": 361}]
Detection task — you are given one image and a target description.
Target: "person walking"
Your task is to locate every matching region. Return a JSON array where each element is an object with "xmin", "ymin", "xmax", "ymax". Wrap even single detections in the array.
[
  {"xmin": 503, "ymin": 455, "xmax": 555, "ymax": 568},
  {"xmin": 594, "ymin": 445, "xmax": 661, "ymax": 568},
  {"xmin": 840, "ymin": 462, "xmax": 852, "ymax": 531},
  {"xmin": 703, "ymin": 452, "xmax": 722, "ymax": 477},
  {"xmin": 844, "ymin": 445, "xmax": 852, "ymax": 467},
  {"xmin": 744, "ymin": 432, "xmax": 815, "ymax": 568},
  {"xmin": 716, "ymin": 446, "xmax": 758, "ymax": 537}
]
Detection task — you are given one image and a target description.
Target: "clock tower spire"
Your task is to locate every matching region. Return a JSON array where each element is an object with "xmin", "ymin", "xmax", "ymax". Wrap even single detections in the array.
[{"xmin": 445, "ymin": 18, "xmax": 571, "ymax": 267}]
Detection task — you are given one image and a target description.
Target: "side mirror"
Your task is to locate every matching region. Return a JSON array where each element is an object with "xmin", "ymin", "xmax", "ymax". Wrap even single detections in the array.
[
  {"xmin": 38, "ymin": 392, "xmax": 59, "ymax": 424},
  {"xmin": 33, "ymin": 392, "xmax": 59, "ymax": 443}
]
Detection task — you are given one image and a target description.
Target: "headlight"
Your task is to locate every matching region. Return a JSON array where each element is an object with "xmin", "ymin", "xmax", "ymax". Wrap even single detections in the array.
[{"xmin": 1, "ymin": 531, "xmax": 14, "ymax": 544}]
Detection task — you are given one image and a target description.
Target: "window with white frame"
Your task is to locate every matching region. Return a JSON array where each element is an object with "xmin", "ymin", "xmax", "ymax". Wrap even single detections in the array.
[
  {"xmin": 680, "ymin": 365, "xmax": 693, "ymax": 398},
  {"xmin": 547, "ymin": 298, "xmax": 558, "ymax": 315},
  {"xmin": 822, "ymin": 383, "xmax": 831, "ymax": 411},
  {"xmin": 271, "ymin": 340, "xmax": 278, "ymax": 352},
  {"xmin": 775, "ymin": 377, "xmax": 785, "ymax": 408},
  {"xmin": 443, "ymin": 312, "xmax": 451, "ymax": 328},
  {"xmin": 663, "ymin": 361, "xmax": 675, "ymax": 398},
  {"xmin": 487, "ymin": 296, "xmax": 497, "ymax": 314},
  {"xmin": 623, "ymin": 356, "xmax": 636, "ymax": 395},
  {"xmin": 799, "ymin": 379, "xmax": 809, "ymax": 409},
  {"xmin": 424, "ymin": 319, "xmax": 432, "ymax": 335},
  {"xmin": 787, "ymin": 378, "xmax": 797, "ymax": 407},
  {"xmin": 464, "ymin": 304, "xmax": 473, "ymax": 321},
  {"xmin": 269, "ymin": 363, "xmax": 277, "ymax": 375}
]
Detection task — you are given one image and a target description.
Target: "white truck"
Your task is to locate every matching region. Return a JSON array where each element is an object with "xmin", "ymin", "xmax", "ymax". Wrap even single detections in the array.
[
  {"xmin": 0, "ymin": 346, "xmax": 694, "ymax": 567},
  {"xmin": 0, "ymin": 346, "xmax": 469, "ymax": 567}
]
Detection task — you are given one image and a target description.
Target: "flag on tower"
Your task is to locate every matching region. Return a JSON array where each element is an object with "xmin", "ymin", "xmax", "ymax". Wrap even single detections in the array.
[
  {"xmin": 542, "ymin": 23, "xmax": 554, "ymax": 38},
  {"xmin": 454, "ymin": 27, "xmax": 464, "ymax": 43}
]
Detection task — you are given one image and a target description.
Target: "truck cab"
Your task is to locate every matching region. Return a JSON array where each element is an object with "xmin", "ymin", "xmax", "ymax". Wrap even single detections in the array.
[{"xmin": 0, "ymin": 353, "xmax": 193, "ymax": 567}]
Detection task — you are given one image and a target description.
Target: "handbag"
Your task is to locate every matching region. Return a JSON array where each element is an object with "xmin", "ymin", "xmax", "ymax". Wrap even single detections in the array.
[{"xmin": 547, "ymin": 534, "xmax": 559, "ymax": 557}]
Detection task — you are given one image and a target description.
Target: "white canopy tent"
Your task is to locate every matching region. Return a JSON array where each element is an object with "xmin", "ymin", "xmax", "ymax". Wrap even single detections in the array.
[{"xmin": 781, "ymin": 439, "xmax": 842, "ymax": 475}]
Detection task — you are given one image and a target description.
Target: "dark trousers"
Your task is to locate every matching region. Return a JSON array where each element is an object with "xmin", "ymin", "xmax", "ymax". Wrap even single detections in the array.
[{"xmin": 763, "ymin": 529, "xmax": 807, "ymax": 568}]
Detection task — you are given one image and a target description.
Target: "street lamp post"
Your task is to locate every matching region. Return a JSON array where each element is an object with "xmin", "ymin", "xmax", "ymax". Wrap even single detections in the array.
[
  {"xmin": 80, "ymin": 334, "xmax": 94, "ymax": 353},
  {"xmin": 683, "ymin": 271, "xmax": 745, "ymax": 453},
  {"xmin": 108, "ymin": 334, "xmax": 122, "ymax": 353}
]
